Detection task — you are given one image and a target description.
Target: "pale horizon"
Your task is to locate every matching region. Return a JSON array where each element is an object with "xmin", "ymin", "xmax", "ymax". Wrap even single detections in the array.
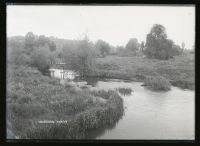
[{"xmin": 7, "ymin": 5, "xmax": 195, "ymax": 49}]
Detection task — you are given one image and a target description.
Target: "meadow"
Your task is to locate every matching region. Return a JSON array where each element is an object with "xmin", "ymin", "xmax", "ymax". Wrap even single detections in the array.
[{"xmin": 93, "ymin": 52, "xmax": 194, "ymax": 90}]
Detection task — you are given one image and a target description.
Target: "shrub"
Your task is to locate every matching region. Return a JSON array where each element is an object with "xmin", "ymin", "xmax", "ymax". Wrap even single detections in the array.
[
  {"xmin": 171, "ymin": 79, "xmax": 194, "ymax": 90},
  {"xmin": 143, "ymin": 75, "xmax": 171, "ymax": 91},
  {"xmin": 89, "ymin": 90, "xmax": 116, "ymax": 100},
  {"xmin": 116, "ymin": 87, "xmax": 132, "ymax": 95},
  {"xmin": 30, "ymin": 46, "xmax": 51, "ymax": 74}
]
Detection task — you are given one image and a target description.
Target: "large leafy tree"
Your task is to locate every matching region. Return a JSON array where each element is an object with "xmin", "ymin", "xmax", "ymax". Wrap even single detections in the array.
[
  {"xmin": 95, "ymin": 40, "xmax": 111, "ymax": 57},
  {"xmin": 30, "ymin": 46, "xmax": 51, "ymax": 74},
  {"xmin": 144, "ymin": 24, "xmax": 181, "ymax": 60},
  {"xmin": 125, "ymin": 38, "xmax": 140, "ymax": 54},
  {"xmin": 62, "ymin": 39, "xmax": 96, "ymax": 78}
]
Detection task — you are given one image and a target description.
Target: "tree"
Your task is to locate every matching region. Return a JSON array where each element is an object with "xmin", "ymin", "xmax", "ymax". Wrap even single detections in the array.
[
  {"xmin": 36, "ymin": 35, "xmax": 49, "ymax": 47},
  {"xmin": 150, "ymin": 24, "xmax": 167, "ymax": 40},
  {"xmin": 181, "ymin": 42, "xmax": 185, "ymax": 50},
  {"xmin": 48, "ymin": 51, "xmax": 57, "ymax": 65},
  {"xmin": 30, "ymin": 46, "xmax": 51, "ymax": 74},
  {"xmin": 24, "ymin": 32, "xmax": 36, "ymax": 54},
  {"xmin": 36, "ymin": 35, "xmax": 57, "ymax": 52},
  {"xmin": 116, "ymin": 46, "xmax": 124, "ymax": 52},
  {"xmin": 125, "ymin": 38, "xmax": 140, "ymax": 55},
  {"xmin": 62, "ymin": 39, "xmax": 96, "ymax": 78},
  {"xmin": 144, "ymin": 24, "xmax": 180, "ymax": 60},
  {"xmin": 172, "ymin": 44, "xmax": 182, "ymax": 56},
  {"xmin": 95, "ymin": 40, "xmax": 111, "ymax": 57},
  {"xmin": 7, "ymin": 38, "xmax": 30, "ymax": 65},
  {"xmin": 76, "ymin": 40, "xmax": 96, "ymax": 77},
  {"xmin": 49, "ymin": 41, "xmax": 56, "ymax": 52},
  {"xmin": 140, "ymin": 41, "xmax": 145, "ymax": 52}
]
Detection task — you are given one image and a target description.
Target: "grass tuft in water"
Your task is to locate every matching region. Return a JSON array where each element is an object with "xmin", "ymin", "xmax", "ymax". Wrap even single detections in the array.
[
  {"xmin": 143, "ymin": 75, "xmax": 171, "ymax": 91},
  {"xmin": 116, "ymin": 87, "xmax": 132, "ymax": 95}
]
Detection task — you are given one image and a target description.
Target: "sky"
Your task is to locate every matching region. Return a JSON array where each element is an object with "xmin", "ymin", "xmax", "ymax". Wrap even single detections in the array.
[{"xmin": 7, "ymin": 5, "xmax": 195, "ymax": 49}]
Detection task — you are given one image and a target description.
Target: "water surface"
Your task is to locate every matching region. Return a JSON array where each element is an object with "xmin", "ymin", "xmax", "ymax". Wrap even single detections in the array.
[{"xmin": 85, "ymin": 79, "xmax": 194, "ymax": 140}]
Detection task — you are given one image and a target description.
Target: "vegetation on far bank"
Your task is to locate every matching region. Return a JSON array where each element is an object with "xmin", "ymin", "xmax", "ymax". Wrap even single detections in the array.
[{"xmin": 93, "ymin": 53, "xmax": 194, "ymax": 90}]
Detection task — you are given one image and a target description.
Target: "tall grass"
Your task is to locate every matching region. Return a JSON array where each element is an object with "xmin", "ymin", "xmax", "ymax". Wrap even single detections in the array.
[
  {"xmin": 89, "ymin": 90, "xmax": 116, "ymax": 99},
  {"xmin": 143, "ymin": 76, "xmax": 171, "ymax": 91},
  {"xmin": 116, "ymin": 87, "xmax": 132, "ymax": 95}
]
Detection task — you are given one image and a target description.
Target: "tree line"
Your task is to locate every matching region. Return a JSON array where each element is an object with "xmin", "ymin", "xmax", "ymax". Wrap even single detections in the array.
[{"xmin": 7, "ymin": 24, "xmax": 187, "ymax": 77}]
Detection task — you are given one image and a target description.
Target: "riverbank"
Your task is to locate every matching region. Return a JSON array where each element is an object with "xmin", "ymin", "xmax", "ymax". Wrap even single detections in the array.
[
  {"xmin": 90, "ymin": 53, "xmax": 194, "ymax": 90},
  {"xmin": 7, "ymin": 64, "xmax": 124, "ymax": 139}
]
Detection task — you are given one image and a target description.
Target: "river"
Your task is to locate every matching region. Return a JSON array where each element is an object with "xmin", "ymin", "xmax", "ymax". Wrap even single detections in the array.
[{"xmin": 50, "ymin": 69, "xmax": 195, "ymax": 140}]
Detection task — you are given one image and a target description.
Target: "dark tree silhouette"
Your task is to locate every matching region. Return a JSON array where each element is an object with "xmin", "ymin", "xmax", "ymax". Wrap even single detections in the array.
[{"xmin": 144, "ymin": 24, "xmax": 181, "ymax": 60}]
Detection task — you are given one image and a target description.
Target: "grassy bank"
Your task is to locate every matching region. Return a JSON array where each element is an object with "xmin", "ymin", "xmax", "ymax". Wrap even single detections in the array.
[
  {"xmin": 7, "ymin": 64, "xmax": 124, "ymax": 139},
  {"xmin": 93, "ymin": 53, "xmax": 194, "ymax": 90}
]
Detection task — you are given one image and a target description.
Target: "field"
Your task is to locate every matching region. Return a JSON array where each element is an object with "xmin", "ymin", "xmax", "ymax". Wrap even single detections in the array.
[{"xmin": 94, "ymin": 53, "xmax": 195, "ymax": 90}]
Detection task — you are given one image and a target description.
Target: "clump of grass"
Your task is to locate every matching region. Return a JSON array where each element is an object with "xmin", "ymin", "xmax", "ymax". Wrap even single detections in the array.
[
  {"xmin": 116, "ymin": 87, "xmax": 132, "ymax": 95},
  {"xmin": 89, "ymin": 90, "xmax": 116, "ymax": 100},
  {"xmin": 143, "ymin": 75, "xmax": 171, "ymax": 91}
]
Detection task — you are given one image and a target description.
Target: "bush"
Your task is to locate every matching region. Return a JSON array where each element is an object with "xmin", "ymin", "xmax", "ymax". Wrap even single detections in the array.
[
  {"xmin": 89, "ymin": 90, "xmax": 116, "ymax": 100},
  {"xmin": 116, "ymin": 87, "xmax": 132, "ymax": 95},
  {"xmin": 30, "ymin": 46, "xmax": 51, "ymax": 74},
  {"xmin": 171, "ymin": 79, "xmax": 194, "ymax": 90},
  {"xmin": 143, "ymin": 75, "xmax": 171, "ymax": 91}
]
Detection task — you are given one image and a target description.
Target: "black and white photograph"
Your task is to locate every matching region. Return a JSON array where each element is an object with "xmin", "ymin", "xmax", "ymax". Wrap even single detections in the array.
[{"xmin": 6, "ymin": 5, "xmax": 195, "ymax": 140}]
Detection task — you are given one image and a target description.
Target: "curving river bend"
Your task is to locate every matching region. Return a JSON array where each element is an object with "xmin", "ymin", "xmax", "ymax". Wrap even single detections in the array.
[
  {"xmin": 85, "ymin": 79, "xmax": 194, "ymax": 140},
  {"xmin": 51, "ymin": 69, "xmax": 195, "ymax": 140}
]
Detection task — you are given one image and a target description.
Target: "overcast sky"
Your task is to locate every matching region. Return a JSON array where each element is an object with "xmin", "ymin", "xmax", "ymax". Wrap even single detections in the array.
[{"xmin": 7, "ymin": 5, "xmax": 195, "ymax": 49}]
